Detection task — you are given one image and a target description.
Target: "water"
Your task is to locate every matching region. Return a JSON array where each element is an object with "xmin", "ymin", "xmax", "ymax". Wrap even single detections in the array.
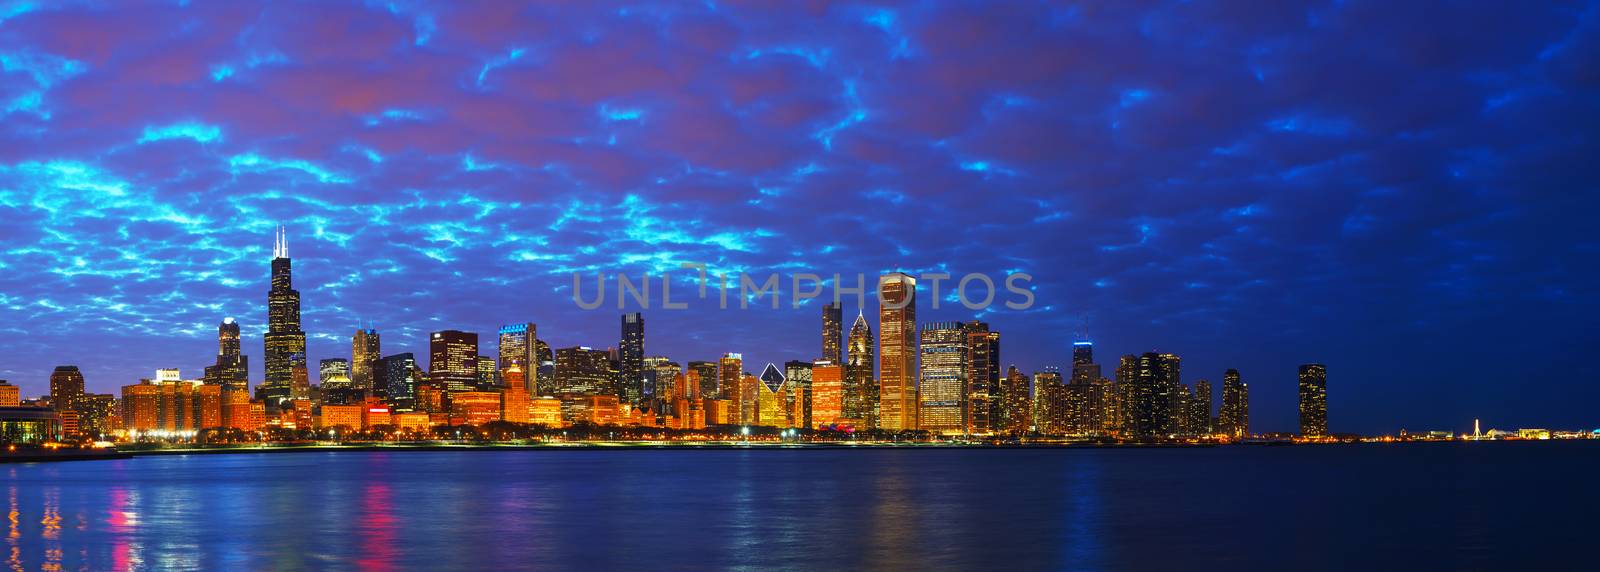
[{"xmin": 3, "ymin": 442, "xmax": 1594, "ymax": 571}]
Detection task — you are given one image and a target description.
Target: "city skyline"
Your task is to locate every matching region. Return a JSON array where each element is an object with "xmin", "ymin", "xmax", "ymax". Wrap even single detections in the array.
[{"xmin": 2, "ymin": 2, "xmax": 1598, "ymax": 435}]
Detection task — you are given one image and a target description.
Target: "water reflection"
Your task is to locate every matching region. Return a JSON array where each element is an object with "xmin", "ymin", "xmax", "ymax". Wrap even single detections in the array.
[{"xmin": 0, "ymin": 445, "xmax": 1594, "ymax": 570}]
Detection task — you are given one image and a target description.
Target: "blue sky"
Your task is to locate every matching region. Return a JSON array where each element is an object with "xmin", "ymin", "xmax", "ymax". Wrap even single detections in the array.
[{"xmin": 1, "ymin": 1, "xmax": 1597, "ymax": 433}]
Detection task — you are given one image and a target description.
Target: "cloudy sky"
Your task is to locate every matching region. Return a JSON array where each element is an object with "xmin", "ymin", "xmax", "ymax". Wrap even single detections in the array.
[{"xmin": 1, "ymin": 1, "xmax": 1597, "ymax": 433}]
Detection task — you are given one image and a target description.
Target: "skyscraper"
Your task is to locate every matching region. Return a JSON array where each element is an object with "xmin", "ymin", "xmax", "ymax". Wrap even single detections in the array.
[
  {"xmin": 688, "ymin": 361, "xmax": 719, "ymax": 400},
  {"xmin": 964, "ymin": 322, "xmax": 999, "ymax": 434},
  {"xmin": 1072, "ymin": 341, "xmax": 1093, "ymax": 367},
  {"xmin": 844, "ymin": 311, "xmax": 876, "ymax": 427},
  {"xmin": 918, "ymin": 321, "xmax": 967, "ymax": 434},
  {"xmin": 1218, "ymin": 369, "xmax": 1249, "ymax": 438},
  {"xmin": 998, "ymin": 365, "xmax": 1032, "ymax": 434},
  {"xmin": 1131, "ymin": 352, "xmax": 1179, "ymax": 437},
  {"xmin": 1298, "ymin": 363, "xmax": 1328, "ymax": 438},
  {"xmin": 378, "ymin": 353, "xmax": 421, "ymax": 411},
  {"xmin": 203, "ymin": 318, "xmax": 248, "ymax": 390},
  {"xmin": 498, "ymin": 323, "xmax": 536, "ymax": 395},
  {"xmin": 878, "ymin": 273, "xmax": 917, "ymax": 431},
  {"xmin": 1191, "ymin": 379, "xmax": 1213, "ymax": 435},
  {"xmin": 554, "ymin": 346, "xmax": 612, "ymax": 395},
  {"xmin": 49, "ymin": 366, "xmax": 84, "ymax": 416},
  {"xmin": 1032, "ymin": 368, "xmax": 1066, "ymax": 435},
  {"xmin": 351, "ymin": 328, "xmax": 380, "ymax": 391},
  {"xmin": 822, "ymin": 302, "xmax": 843, "ymax": 364},
  {"xmin": 319, "ymin": 358, "xmax": 351, "ymax": 387},
  {"xmin": 429, "ymin": 330, "xmax": 479, "ymax": 393},
  {"xmin": 719, "ymin": 353, "xmax": 745, "ymax": 424},
  {"xmin": 784, "ymin": 360, "xmax": 813, "ymax": 430},
  {"xmin": 810, "ymin": 361, "xmax": 843, "ymax": 428},
  {"xmin": 262, "ymin": 225, "xmax": 307, "ymax": 409},
  {"xmin": 619, "ymin": 313, "xmax": 645, "ymax": 408}
]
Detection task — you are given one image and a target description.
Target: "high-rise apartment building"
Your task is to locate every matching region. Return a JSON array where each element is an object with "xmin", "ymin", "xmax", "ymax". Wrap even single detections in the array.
[
  {"xmin": 964, "ymin": 322, "xmax": 999, "ymax": 434},
  {"xmin": 203, "ymin": 318, "xmax": 249, "ymax": 389},
  {"xmin": 719, "ymin": 353, "xmax": 745, "ymax": 424},
  {"xmin": 49, "ymin": 365, "xmax": 85, "ymax": 417},
  {"xmin": 1218, "ymin": 369, "xmax": 1249, "ymax": 438},
  {"xmin": 1298, "ymin": 364, "xmax": 1328, "ymax": 437}
]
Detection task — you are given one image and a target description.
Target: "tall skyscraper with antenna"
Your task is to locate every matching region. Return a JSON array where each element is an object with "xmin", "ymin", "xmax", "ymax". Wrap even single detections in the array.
[{"xmin": 261, "ymin": 225, "xmax": 307, "ymax": 408}]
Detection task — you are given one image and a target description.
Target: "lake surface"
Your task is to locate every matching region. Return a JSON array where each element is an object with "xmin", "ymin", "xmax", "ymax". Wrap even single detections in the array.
[{"xmin": 3, "ymin": 442, "xmax": 1594, "ymax": 571}]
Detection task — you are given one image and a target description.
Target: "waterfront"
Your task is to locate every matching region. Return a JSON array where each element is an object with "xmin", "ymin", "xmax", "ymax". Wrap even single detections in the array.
[{"xmin": 5, "ymin": 442, "xmax": 1595, "ymax": 571}]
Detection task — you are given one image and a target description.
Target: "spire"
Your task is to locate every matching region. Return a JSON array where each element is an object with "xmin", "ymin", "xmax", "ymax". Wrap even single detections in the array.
[{"xmin": 271, "ymin": 224, "xmax": 289, "ymax": 259}]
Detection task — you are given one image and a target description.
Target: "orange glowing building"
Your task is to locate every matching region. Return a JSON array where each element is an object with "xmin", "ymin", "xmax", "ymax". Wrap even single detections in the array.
[
  {"xmin": 811, "ymin": 361, "xmax": 843, "ymax": 428},
  {"xmin": 451, "ymin": 391, "xmax": 502, "ymax": 426}
]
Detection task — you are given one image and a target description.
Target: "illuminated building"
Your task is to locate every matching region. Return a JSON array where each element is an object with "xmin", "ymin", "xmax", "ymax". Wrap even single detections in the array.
[
  {"xmin": 784, "ymin": 360, "xmax": 813, "ymax": 430},
  {"xmin": 0, "ymin": 381, "xmax": 18, "ymax": 407},
  {"xmin": 378, "ymin": 353, "xmax": 420, "ymax": 412},
  {"xmin": 1298, "ymin": 363, "xmax": 1328, "ymax": 437},
  {"xmin": 351, "ymin": 328, "xmax": 380, "ymax": 391},
  {"xmin": 689, "ymin": 361, "xmax": 719, "ymax": 400},
  {"xmin": 620, "ymin": 313, "xmax": 645, "ymax": 408},
  {"xmin": 49, "ymin": 365, "xmax": 84, "ymax": 422},
  {"xmin": 756, "ymin": 370, "xmax": 787, "ymax": 428},
  {"xmin": 564, "ymin": 395, "xmax": 620, "ymax": 426},
  {"xmin": 414, "ymin": 382, "xmax": 448, "ymax": 415},
  {"xmin": 1032, "ymin": 368, "xmax": 1066, "ymax": 434},
  {"xmin": 0, "ymin": 407, "xmax": 60, "ymax": 445},
  {"xmin": 290, "ymin": 399, "xmax": 313, "ymax": 430},
  {"xmin": 649, "ymin": 357, "xmax": 680, "ymax": 402},
  {"xmin": 72, "ymin": 393, "xmax": 112, "ymax": 436},
  {"xmin": 844, "ymin": 311, "xmax": 876, "ymax": 427},
  {"xmin": 554, "ymin": 346, "xmax": 613, "ymax": 395},
  {"xmin": 319, "ymin": 405, "xmax": 363, "ymax": 430},
  {"xmin": 223, "ymin": 389, "xmax": 255, "ymax": 430},
  {"xmin": 320, "ymin": 358, "xmax": 351, "ymax": 388},
  {"xmin": 1130, "ymin": 352, "xmax": 1179, "ymax": 437},
  {"xmin": 822, "ymin": 302, "xmax": 843, "ymax": 363},
  {"xmin": 393, "ymin": 412, "xmax": 432, "ymax": 434},
  {"xmin": 429, "ymin": 330, "xmax": 479, "ymax": 393},
  {"xmin": 877, "ymin": 272, "xmax": 917, "ymax": 431},
  {"xmin": 1073, "ymin": 341, "xmax": 1093, "ymax": 367},
  {"xmin": 997, "ymin": 366, "xmax": 1031, "ymax": 434},
  {"xmin": 529, "ymin": 397, "xmax": 564, "ymax": 427},
  {"xmin": 203, "ymin": 318, "xmax": 249, "ymax": 390},
  {"xmin": 1218, "ymin": 369, "xmax": 1249, "ymax": 438},
  {"xmin": 918, "ymin": 322, "xmax": 967, "ymax": 434},
  {"xmin": 501, "ymin": 366, "xmax": 530, "ymax": 424},
  {"xmin": 719, "ymin": 353, "xmax": 745, "ymax": 424},
  {"xmin": 964, "ymin": 322, "xmax": 999, "ymax": 435},
  {"xmin": 811, "ymin": 361, "xmax": 843, "ymax": 428},
  {"xmin": 362, "ymin": 403, "xmax": 391, "ymax": 428},
  {"xmin": 121, "ymin": 382, "xmax": 160, "ymax": 433},
  {"xmin": 476, "ymin": 354, "xmax": 499, "ymax": 390},
  {"xmin": 741, "ymin": 373, "xmax": 762, "ymax": 425},
  {"xmin": 498, "ymin": 323, "xmax": 536, "ymax": 394},
  {"xmin": 1191, "ymin": 379, "xmax": 1213, "ymax": 435},
  {"xmin": 1115, "ymin": 355, "xmax": 1137, "ymax": 433},
  {"xmin": 704, "ymin": 399, "xmax": 734, "ymax": 426},
  {"xmin": 1069, "ymin": 342, "xmax": 1112, "ymax": 433},
  {"xmin": 1063, "ymin": 372, "xmax": 1094, "ymax": 434},
  {"xmin": 262, "ymin": 225, "xmax": 308, "ymax": 409},
  {"xmin": 451, "ymin": 391, "xmax": 502, "ymax": 426}
]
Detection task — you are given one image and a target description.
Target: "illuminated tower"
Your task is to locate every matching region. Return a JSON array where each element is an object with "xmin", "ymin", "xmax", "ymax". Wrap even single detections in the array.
[
  {"xmin": 204, "ymin": 318, "xmax": 249, "ymax": 390},
  {"xmin": 498, "ymin": 323, "xmax": 536, "ymax": 394},
  {"xmin": 620, "ymin": 313, "xmax": 645, "ymax": 408},
  {"xmin": 1191, "ymin": 379, "xmax": 1213, "ymax": 435},
  {"xmin": 49, "ymin": 366, "xmax": 85, "ymax": 416},
  {"xmin": 351, "ymin": 328, "xmax": 380, "ymax": 391},
  {"xmin": 784, "ymin": 360, "xmax": 813, "ymax": 430},
  {"xmin": 822, "ymin": 302, "xmax": 843, "ymax": 364},
  {"xmin": 964, "ymin": 322, "xmax": 999, "ymax": 434},
  {"xmin": 719, "ymin": 353, "xmax": 745, "ymax": 424},
  {"xmin": 688, "ymin": 361, "xmax": 719, "ymax": 400},
  {"xmin": 429, "ymin": 330, "xmax": 479, "ymax": 393},
  {"xmin": 1072, "ymin": 341, "xmax": 1093, "ymax": 367},
  {"xmin": 997, "ymin": 366, "xmax": 1032, "ymax": 433},
  {"xmin": 844, "ymin": 311, "xmax": 876, "ymax": 427},
  {"xmin": 918, "ymin": 322, "xmax": 966, "ymax": 434},
  {"xmin": 877, "ymin": 272, "xmax": 917, "ymax": 432},
  {"xmin": 1218, "ymin": 369, "xmax": 1249, "ymax": 438},
  {"xmin": 262, "ymin": 225, "xmax": 307, "ymax": 409},
  {"xmin": 1298, "ymin": 364, "xmax": 1328, "ymax": 438}
]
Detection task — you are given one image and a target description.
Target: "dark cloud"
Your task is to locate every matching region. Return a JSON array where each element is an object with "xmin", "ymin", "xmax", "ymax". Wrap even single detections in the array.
[{"xmin": 0, "ymin": 0, "xmax": 1596, "ymax": 434}]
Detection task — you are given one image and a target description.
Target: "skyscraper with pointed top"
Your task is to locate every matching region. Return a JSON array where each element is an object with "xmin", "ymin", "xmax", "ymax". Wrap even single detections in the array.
[
  {"xmin": 261, "ymin": 225, "xmax": 307, "ymax": 408},
  {"xmin": 844, "ymin": 309, "xmax": 876, "ymax": 427}
]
